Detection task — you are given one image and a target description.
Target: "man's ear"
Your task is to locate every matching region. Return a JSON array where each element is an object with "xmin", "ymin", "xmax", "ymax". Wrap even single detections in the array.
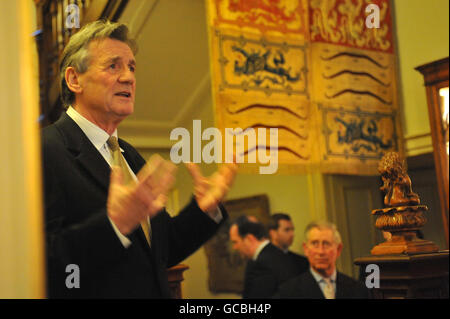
[
  {"xmin": 65, "ymin": 66, "xmax": 83, "ymax": 94},
  {"xmin": 336, "ymin": 243, "xmax": 343, "ymax": 258},
  {"xmin": 268, "ymin": 229, "xmax": 276, "ymax": 241},
  {"xmin": 243, "ymin": 233, "xmax": 255, "ymax": 244}
]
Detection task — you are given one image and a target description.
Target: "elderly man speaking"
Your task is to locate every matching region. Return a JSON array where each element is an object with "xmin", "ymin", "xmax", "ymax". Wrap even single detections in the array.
[{"xmin": 41, "ymin": 20, "xmax": 237, "ymax": 298}]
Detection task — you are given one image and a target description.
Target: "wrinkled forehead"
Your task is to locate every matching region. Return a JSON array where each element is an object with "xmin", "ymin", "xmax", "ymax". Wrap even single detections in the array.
[
  {"xmin": 306, "ymin": 227, "xmax": 334, "ymax": 242},
  {"xmin": 87, "ymin": 38, "xmax": 136, "ymax": 64}
]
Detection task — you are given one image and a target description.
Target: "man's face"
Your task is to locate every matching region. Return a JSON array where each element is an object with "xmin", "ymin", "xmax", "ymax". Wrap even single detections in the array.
[
  {"xmin": 273, "ymin": 219, "xmax": 295, "ymax": 250},
  {"xmin": 303, "ymin": 227, "xmax": 342, "ymax": 276},
  {"xmin": 229, "ymin": 225, "xmax": 252, "ymax": 259},
  {"xmin": 76, "ymin": 38, "xmax": 136, "ymax": 122}
]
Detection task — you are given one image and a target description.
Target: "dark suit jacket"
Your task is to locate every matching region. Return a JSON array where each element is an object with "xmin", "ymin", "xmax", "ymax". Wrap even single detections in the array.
[
  {"xmin": 286, "ymin": 250, "xmax": 309, "ymax": 275},
  {"xmin": 243, "ymin": 243, "xmax": 300, "ymax": 299},
  {"xmin": 41, "ymin": 113, "xmax": 227, "ymax": 298},
  {"xmin": 275, "ymin": 269, "xmax": 369, "ymax": 299}
]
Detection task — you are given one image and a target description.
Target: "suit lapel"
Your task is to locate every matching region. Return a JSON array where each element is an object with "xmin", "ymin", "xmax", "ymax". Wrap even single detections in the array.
[
  {"xmin": 55, "ymin": 113, "xmax": 111, "ymax": 192},
  {"xmin": 304, "ymin": 271, "xmax": 326, "ymax": 299},
  {"xmin": 335, "ymin": 272, "xmax": 347, "ymax": 299},
  {"xmin": 76, "ymin": 144, "xmax": 111, "ymax": 191},
  {"xmin": 118, "ymin": 139, "xmax": 140, "ymax": 174}
]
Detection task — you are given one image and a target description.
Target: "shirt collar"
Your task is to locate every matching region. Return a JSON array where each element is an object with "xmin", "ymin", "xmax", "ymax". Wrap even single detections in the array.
[
  {"xmin": 66, "ymin": 106, "xmax": 120, "ymax": 151},
  {"xmin": 309, "ymin": 267, "xmax": 337, "ymax": 284},
  {"xmin": 252, "ymin": 240, "xmax": 270, "ymax": 261}
]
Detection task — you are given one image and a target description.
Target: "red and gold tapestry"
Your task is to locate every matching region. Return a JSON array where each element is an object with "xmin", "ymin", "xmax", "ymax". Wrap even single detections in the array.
[{"xmin": 206, "ymin": 0, "xmax": 401, "ymax": 175}]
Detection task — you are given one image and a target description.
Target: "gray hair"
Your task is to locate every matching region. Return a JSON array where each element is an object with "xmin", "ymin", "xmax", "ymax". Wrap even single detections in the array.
[
  {"xmin": 59, "ymin": 19, "xmax": 137, "ymax": 108},
  {"xmin": 304, "ymin": 221, "xmax": 342, "ymax": 245}
]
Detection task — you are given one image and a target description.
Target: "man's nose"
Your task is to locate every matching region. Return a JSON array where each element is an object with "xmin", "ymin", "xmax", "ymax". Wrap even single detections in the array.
[
  {"xmin": 317, "ymin": 244, "xmax": 326, "ymax": 253},
  {"xmin": 119, "ymin": 67, "xmax": 135, "ymax": 85}
]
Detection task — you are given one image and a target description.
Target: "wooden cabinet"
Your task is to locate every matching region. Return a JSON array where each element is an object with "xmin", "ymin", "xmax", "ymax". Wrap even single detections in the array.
[
  {"xmin": 416, "ymin": 57, "xmax": 449, "ymax": 248},
  {"xmin": 355, "ymin": 251, "xmax": 449, "ymax": 298}
]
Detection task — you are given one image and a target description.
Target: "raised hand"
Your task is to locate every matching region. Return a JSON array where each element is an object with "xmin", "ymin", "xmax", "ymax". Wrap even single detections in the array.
[
  {"xmin": 107, "ymin": 154, "xmax": 176, "ymax": 235},
  {"xmin": 185, "ymin": 162, "xmax": 238, "ymax": 213},
  {"xmin": 136, "ymin": 155, "xmax": 177, "ymax": 211}
]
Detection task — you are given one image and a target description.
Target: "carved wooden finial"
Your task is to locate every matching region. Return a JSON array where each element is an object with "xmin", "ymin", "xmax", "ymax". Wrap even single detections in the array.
[
  {"xmin": 370, "ymin": 152, "xmax": 439, "ymax": 255},
  {"xmin": 378, "ymin": 152, "xmax": 420, "ymax": 208}
]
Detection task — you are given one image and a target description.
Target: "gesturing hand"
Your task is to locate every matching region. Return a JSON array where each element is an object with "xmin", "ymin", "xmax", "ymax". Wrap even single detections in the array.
[
  {"xmin": 107, "ymin": 154, "xmax": 176, "ymax": 235},
  {"xmin": 185, "ymin": 162, "xmax": 238, "ymax": 213}
]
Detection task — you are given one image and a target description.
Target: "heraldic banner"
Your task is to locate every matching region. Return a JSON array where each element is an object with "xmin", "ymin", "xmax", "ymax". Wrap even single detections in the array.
[{"xmin": 205, "ymin": 0, "xmax": 403, "ymax": 175}]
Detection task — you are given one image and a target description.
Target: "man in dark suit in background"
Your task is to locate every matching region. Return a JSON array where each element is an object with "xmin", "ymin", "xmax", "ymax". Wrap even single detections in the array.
[
  {"xmin": 268, "ymin": 213, "xmax": 309, "ymax": 275},
  {"xmin": 42, "ymin": 20, "xmax": 237, "ymax": 298},
  {"xmin": 229, "ymin": 216, "xmax": 299, "ymax": 299},
  {"xmin": 275, "ymin": 221, "xmax": 369, "ymax": 299}
]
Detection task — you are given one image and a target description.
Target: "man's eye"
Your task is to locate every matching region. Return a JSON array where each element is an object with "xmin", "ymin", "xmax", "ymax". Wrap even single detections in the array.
[
  {"xmin": 110, "ymin": 64, "xmax": 116, "ymax": 69},
  {"xmin": 129, "ymin": 65, "xmax": 135, "ymax": 72}
]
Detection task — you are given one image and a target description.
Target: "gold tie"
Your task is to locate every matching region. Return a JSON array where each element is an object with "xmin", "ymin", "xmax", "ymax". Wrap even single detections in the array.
[
  {"xmin": 323, "ymin": 278, "xmax": 335, "ymax": 299},
  {"xmin": 107, "ymin": 136, "xmax": 152, "ymax": 247}
]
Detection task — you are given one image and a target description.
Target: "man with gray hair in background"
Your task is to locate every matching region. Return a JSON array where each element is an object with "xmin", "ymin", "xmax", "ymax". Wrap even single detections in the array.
[
  {"xmin": 275, "ymin": 221, "xmax": 369, "ymax": 299},
  {"xmin": 41, "ymin": 20, "xmax": 237, "ymax": 298}
]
